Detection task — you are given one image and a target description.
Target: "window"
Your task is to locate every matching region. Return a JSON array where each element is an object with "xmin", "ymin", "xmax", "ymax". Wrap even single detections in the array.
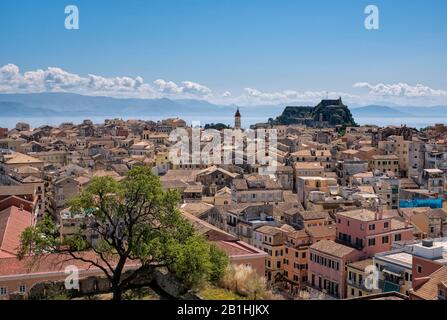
[
  {"xmin": 382, "ymin": 236, "xmax": 389, "ymax": 244},
  {"xmin": 368, "ymin": 238, "xmax": 376, "ymax": 246},
  {"xmin": 394, "ymin": 234, "xmax": 402, "ymax": 241},
  {"xmin": 0, "ymin": 287, "xmax": 7, "ymax": 296},
  {"xmin": 369, "ymin": 224, "xmax": 375, "ymax": 231},
  {"xmin": 384, "ymin": 222, "xmax": 389, "ymax": 229},
  {"xmin": 417, "ymin": 265, "xmax": 422, "ymax": 273},
  {"xmin": 19, "ymin": 284, "xmax": 26, "ymax": 293}
]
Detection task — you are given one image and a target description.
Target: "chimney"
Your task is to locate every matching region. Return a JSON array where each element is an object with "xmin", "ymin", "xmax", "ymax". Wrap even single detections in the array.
[
  {"xmin": 378, "ymin": 205, "xmax": 383, "ymax": 220},
  {"xmin": 422, "ymin": 239, "xmax": 434, "ymax": 248}
]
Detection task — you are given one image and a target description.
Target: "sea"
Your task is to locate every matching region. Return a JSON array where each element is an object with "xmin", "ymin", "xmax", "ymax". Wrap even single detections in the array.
[{"xmin": 1, "ymin": 115, "xmax": 446, "ymax": 130}]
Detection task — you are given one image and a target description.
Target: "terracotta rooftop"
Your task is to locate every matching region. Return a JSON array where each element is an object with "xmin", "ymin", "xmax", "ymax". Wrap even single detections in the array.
[
  {"xmin": 255, "ymin": 225, "xmax": 285, "ymax": 236},
  {"xmin": 4, "ymin": 152, "xmax": 43, "ymax": 165},
  {"xmin": 213, "ymin": 241, "xmax": 265, "ymax": 258},
  {"xmin": 411, "ymin": 266, "xmax": 447, "ymax": 300},
  {"xmin": 299, "ymin": 210, "xmax": 330, "ymax": 221},
  {"xmin": 0, "ymin": 206, "xmax": 33, "ymax": 256},
  {"xmin": 336, "ymin": 209, "xmax": 391, "ymax": 222},
  {"xmin": 0, "ymin": 185, "xmax": 36, "ymax": 197},
  {"xmin": 294, "ymin": 162, "xmax": 324, "ymax": 170},
  {"xmin": 306, "ymin": 225, "xmax": 336, "ymax": 239},
  {"xmin": 310, "ymin": 239, "xmax": 357, "ymax": 258},
  {"xmin": 0, "ymin": 252, "xmax": 139, "ymax": 278},
  {"xmin": 181, "ymin": 202, "xmax": 214, "ymax": 217},
  {"xmin": 347, "ymin": 258, "xmax": 374, "ymax": 271}
]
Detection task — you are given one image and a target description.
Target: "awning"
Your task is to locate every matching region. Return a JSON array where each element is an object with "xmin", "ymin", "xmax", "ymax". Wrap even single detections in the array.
[{"xmin": 383, "ymin": 268, "xmax": 402, "ymax": 278}]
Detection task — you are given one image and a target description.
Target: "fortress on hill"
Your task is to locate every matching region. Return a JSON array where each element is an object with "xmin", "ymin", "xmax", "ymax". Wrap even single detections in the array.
[{"xmin": 269, "ymin": 98, "xmax": 357, "ymax": 128}]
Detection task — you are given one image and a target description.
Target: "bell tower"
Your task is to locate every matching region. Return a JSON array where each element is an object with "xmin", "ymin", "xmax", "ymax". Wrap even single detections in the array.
[{"xmin": 234, "ymin": 108, "xmax": 241, "ymax": 129}]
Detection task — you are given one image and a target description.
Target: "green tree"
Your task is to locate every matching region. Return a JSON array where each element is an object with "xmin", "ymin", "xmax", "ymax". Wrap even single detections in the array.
[{"xmin": 18, "ymin": 166, "xmax": 228, "ymax": 300}]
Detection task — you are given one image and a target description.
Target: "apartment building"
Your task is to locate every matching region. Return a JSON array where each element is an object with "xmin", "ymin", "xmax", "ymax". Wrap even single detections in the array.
[
  {"xmin": 253, "ymin": 225, "xmax": 287, "ymax": 282},
  {"xmin": 336, "ymin": 209, "xmax": 414, "ymax": 258},
  {"xmin": 369, "ymin": 154, "xmax": 399, "ymax": 175},
  {"xmin": 231, "ymin": 175, "xmax": 283, "ymax": 204},
  {"xmin": 284, "ymin": 225, "xmax": 336, "ymax": 293},
  {"xmin": 346, "ymin": 259, "xmax": 375, "ymax": 298},
  {"xmin": 308, "ymin": 239, "xmax": 362, "ymax": 298}
]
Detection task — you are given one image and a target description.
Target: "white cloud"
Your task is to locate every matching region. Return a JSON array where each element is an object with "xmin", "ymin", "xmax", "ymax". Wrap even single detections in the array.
[
  {"xmin": 3, "ymin": 64, "xmax": 447, "ymax": 106},
  {"xmin": 153, "ymin": 79, "xmax": 212, "ymax": 98},
  {"xmin": 153, "ymin": 79, "xmax": 183, "ymax": 95},
  {"xmin": 0, "ymin": 64, "xmax": 212, "ymax": 99},
  {"xmin": 181, "ymin": 81, "xmax": 212, "ymax": 97},
  {"xmin": 239, "ymin": 87, "xmax": 357, "ymax": 105},
  {"xmin": 353, "ymin": 82, "xmax": 447, "ymax": 97}
]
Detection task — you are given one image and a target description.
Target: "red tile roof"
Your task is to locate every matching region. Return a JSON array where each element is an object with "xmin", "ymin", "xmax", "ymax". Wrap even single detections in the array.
[
  {"xmin": 0, "ymin": 252, "xmax": 140, "ymax": 278},
  {"xmin": 0, "ymin": 205, "xmax": 33, "ymax": 256},
  {"xmin": 214, "ymin": 240, "xmax": 266, "ymax": 258}
]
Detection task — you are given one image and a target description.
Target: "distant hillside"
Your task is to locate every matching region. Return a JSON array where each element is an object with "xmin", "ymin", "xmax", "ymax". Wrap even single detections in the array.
[
  {"xmin": 393, "ymin": 105, "xmax": 447, "ymax": 117},
  {"xmin": 0, "ymin": 93, "xmax": 230, "ymax": 117},
  {"xmin": 0, "ymin": 93, "xmax": 284, "ymax": 121},
  {"xmin": 0, "ymin": 101, "xmax": 56, "ymax": 117},
  {"xmin": 351, "ymin": 105, "xmax": 414, "ymax": 118},
  {"xmin": 1, "ymin": 93, "xmax": 447, "ymax": 125}
]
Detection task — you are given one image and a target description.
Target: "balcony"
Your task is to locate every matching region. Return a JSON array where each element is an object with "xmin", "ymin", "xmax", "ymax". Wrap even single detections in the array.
[{"xmin": 347, "ymin": 279, "xmax": 373, "ymax": 292}]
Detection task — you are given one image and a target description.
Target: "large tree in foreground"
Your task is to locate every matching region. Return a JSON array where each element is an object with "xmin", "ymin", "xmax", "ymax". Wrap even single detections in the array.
[{"xmin": 18, "ymin": 166, "xmax": 228, "ymax": 300}]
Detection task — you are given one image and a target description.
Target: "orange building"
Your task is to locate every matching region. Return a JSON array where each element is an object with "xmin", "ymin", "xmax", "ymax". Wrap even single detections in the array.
[{"xmin": 283, "ymin": 225, "xmax": 336, "ymax": 293}]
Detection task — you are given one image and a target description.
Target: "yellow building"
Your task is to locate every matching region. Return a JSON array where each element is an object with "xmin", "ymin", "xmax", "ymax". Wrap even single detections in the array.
[
  {"xmin": 31, "ymin": 151, "xmax": 68, "ymax": 167},
  {"xmin": 346, "ymin": 259, "xmax": 376, "ymax": 298},
  {"xmin": 253, "ymin": 225, "xmax": 287, "ymax": 283},
  {"xmin": 369, "ymin": 154, "xmax": 399, "ymax": 175},
  {"xmin": 1, "ymin": 152, "xmax": 44, "ymax": 171}
]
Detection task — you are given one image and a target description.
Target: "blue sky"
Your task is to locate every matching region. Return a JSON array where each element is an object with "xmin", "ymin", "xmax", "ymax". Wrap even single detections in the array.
[{"xmin": 0, "ymin": 0, "xmax": 446, "ymax": 105}]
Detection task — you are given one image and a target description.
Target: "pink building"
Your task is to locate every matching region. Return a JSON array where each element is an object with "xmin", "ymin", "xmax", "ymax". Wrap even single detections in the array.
[
  {"xmin": 308, "ymin": 239, "xmax": 362, "ymax": 298},
  {"xmin": 336, "ymin": 209, "xmax": 414, "ymax": 258}
]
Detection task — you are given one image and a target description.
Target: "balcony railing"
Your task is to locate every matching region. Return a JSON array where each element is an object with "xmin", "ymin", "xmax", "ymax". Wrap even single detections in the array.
[{"xmin": 347, "ymin": 279, "xmax": 373, "ymax": 292}]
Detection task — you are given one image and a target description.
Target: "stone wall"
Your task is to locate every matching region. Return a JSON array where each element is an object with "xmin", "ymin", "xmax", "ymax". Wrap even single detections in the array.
[{"xmin": 24, "ymin": 267, "xmax": 200, "ymax": 300}]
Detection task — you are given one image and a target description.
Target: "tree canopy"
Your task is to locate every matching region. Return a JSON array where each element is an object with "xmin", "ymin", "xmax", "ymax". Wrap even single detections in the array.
[{"xmin": 19, "ymin": 166, "xmax": 229, "ymax": 300}]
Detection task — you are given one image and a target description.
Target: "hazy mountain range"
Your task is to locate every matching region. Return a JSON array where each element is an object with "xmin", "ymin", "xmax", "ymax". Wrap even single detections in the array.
[{"xmin": 1, "ymin": 92, "xmax": 447, "ymax": 122}]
